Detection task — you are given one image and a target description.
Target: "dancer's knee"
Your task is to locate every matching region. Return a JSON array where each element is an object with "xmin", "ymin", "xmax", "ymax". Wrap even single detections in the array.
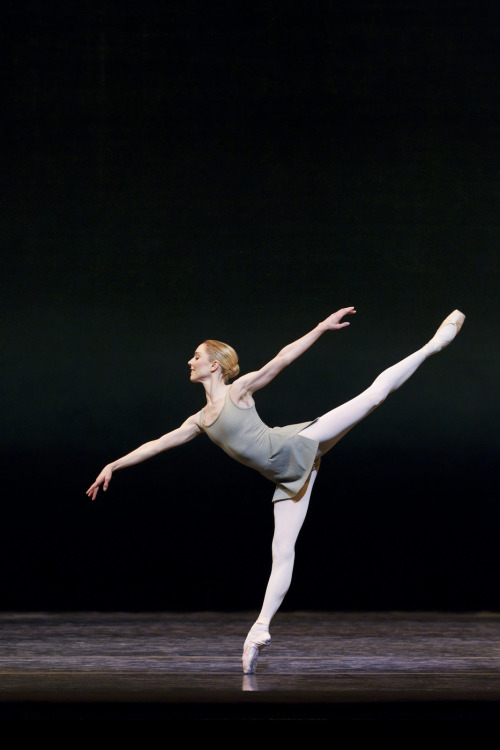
[
  {"xmin": 271, "ymin": 539, "xmax": 295, "ymax": 565},
  {"xmin": 366, "ymin": 382, "xmax": 388, "ymax": 408}
]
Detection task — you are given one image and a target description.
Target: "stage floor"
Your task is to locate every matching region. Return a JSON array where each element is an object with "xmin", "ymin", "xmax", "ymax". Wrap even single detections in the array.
[{"xmin": 1, "ymin": 611, "xmax": 500, "ymax": 720}]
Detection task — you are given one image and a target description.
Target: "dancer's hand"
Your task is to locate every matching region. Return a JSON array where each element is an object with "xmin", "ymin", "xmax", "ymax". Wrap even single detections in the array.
[
  {"xmin": 320, "ymin": 307, "xmax": 356, "ymax": 331},
  {"xmin": 86, "ymin": 465, "xmax": 113, "ymax": 501}
]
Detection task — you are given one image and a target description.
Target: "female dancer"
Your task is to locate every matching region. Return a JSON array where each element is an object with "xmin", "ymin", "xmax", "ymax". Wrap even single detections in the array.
[{"xmin": 87, "ymin": 307, "xmax": 465, "ymax": 674}]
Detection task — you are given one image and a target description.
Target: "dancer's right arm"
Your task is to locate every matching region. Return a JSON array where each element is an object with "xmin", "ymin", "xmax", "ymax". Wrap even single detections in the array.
[{"xmin": 86, "ymin": 413, "xmax": 202, "ymax": 501}]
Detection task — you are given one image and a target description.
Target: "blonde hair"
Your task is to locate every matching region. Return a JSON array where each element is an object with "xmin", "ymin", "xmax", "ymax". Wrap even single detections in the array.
[{"xmin": 203, "ymin": 339, "xmax": 240, "ymax": 383}]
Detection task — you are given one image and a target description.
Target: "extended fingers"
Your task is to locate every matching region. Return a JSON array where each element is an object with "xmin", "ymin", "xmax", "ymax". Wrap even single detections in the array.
[
  {"xmin": 86, "ymin": 477, "xmax": 107, "ymax": 500},
  {"xmin": 336, "ymin": 307, "xmax": 356, "ymax": 323}
]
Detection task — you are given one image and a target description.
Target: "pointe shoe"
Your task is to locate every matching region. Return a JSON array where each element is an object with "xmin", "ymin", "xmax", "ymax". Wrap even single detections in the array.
[
  {"xmin": 427, "ymin": 309, "xmax": 465, "ymax": 353},
  {"xmin": 438, "ymin": 309, "xmax": 465, "ymax": 335},
  {"xmin": 242, "ymin": 631, "xmax": 271, "ymax": 674}
]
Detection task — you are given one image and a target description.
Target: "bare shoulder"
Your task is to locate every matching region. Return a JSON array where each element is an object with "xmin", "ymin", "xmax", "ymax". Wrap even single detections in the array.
[{"xmin": 179, "ymin": 411, "xmax": 204, "ymax": 435}]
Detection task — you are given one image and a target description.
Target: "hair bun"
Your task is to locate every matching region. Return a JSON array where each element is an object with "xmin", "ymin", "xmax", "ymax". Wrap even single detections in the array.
[{"xmin": 203, "ymin": 339, "xmax": 240, "ymax": 384}]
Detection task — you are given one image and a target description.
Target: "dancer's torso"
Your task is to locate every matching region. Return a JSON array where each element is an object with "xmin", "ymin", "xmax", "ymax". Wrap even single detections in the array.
[
  {"xmin": 200, "ymin": 391, "xmax": 270, "ymax": 471},
  {"xmin": 199, "ymin": 391, "xmax": 319, "ymax": 503}
]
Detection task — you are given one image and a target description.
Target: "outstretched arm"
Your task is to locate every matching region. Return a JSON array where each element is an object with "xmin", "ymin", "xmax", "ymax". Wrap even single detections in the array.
[
  {"xmin": 233, "ymin": 307, "xmax": 356, "ymax": 398},
  {"xmin": 86, "ymin": 413, "xmax": 202, "ymax": 501}
]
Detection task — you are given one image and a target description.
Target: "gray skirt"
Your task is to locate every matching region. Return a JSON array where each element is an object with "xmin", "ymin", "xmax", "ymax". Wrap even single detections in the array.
[{"xmin": 263, "ymin": 420, "xmax": 320, "ymax": 502}]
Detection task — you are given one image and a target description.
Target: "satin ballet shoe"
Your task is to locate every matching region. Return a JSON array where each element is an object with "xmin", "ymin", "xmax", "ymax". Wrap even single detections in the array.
[
  {"xmin": 426, "ymin": 309, "xmax": 466, "ymax": 353},
  {"xmin": 242, "ymin": 631, "xmax": 271, "ymax": 674},
  {"xmin": 438, "ymin": 309, "xmax": 465, "ymax": 335}
]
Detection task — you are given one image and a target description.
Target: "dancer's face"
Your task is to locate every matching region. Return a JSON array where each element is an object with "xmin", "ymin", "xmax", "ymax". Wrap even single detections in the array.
[{"xmin": 188, "ymin": 344, "xmax": 217, "ymax": 382}]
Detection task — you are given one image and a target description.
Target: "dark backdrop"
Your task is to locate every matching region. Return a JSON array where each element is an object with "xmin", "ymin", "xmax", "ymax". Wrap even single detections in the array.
[{"xmin": 2, "ymin": 1, "xmax": 498, "ymax": 612}]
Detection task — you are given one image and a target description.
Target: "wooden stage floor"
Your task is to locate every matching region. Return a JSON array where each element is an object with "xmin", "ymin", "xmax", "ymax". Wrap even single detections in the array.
[{"xmin": 1, "ymin": 611, "xmax": 500, "ymax": 720}]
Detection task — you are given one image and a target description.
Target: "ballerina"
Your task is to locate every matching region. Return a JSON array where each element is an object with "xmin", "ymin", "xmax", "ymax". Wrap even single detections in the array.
[{"xmin": 87, "ymin": 307, "xmax": 465, "ymax": 674}]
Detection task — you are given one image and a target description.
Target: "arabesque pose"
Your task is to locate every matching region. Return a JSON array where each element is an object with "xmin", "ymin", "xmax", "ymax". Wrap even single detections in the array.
[{"xmin": 87, "ymin": 307, "xmax": 465, "ymax": 673}]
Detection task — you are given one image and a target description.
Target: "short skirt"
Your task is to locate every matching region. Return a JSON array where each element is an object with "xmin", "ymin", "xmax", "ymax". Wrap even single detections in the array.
[{"xmin": 262, "ymin": 420, "xmax": 320, "ymax": 502}]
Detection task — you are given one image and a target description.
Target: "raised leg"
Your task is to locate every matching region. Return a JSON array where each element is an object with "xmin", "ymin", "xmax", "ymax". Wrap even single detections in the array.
[{"xmin": 299, "ymin": 309, "xmax": 465, "ymax": 454}]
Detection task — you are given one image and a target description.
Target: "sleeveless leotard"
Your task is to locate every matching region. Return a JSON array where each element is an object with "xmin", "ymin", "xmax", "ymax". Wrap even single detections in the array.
[{"xmin": 200, "ymin": 391, "xmax": 320, "ymax": 501}]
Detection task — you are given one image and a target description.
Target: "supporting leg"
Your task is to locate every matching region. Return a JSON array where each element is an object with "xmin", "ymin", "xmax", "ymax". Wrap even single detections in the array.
[{"xmin": 242, "ymin": 468, "xmax": 318, "ymax": 674}]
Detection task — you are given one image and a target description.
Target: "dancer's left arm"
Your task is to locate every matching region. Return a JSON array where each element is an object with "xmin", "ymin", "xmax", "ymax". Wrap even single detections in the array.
[{"xmin": 233, "ymin": 307, "xmax": 356, "ymax": 398}]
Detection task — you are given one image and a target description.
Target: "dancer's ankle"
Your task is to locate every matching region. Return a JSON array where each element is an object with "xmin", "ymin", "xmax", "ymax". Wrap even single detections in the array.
[
  {"xmin": 247, "ymin": 618, "xmax": 270, "ymax": 638},
  {"xmin": 424, "ymin": 323, "xmax": 457, "ymax": 356}
]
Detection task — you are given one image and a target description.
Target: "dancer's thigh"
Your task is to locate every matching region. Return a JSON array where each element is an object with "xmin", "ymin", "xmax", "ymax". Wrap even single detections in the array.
[
  {"xmin": 299, "ymin": 389, "xmax": 380, "ymax": 455},
  {"xmin": 272, "ymin": 470, "xmax": 316, "ymax": 548}
]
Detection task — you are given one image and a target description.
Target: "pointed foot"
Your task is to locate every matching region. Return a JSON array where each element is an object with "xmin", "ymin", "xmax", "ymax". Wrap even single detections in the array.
[
  {"xmin": 242, "ymin": 633, "xmax": 271, "ymax": 674},
  {"xmin": 426, "ymin": 309, "xmax": 466, "ymax": 354}
]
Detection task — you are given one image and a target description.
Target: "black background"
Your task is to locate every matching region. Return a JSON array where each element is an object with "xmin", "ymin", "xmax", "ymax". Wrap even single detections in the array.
[{"xmin": 2, "ymin": 1, "xmax": 498, "ymax": 613}]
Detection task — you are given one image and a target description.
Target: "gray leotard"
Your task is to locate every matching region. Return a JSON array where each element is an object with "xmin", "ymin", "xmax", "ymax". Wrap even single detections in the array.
[{"xmin": 200, "ymin": 391, "xmax": 320, "ymax": 502}]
